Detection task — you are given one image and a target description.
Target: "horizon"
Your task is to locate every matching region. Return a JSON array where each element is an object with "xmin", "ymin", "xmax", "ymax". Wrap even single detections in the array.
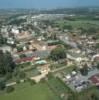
[{"xmin": 0, "ymin": 0, "xmax": 99, "ymax": 9}]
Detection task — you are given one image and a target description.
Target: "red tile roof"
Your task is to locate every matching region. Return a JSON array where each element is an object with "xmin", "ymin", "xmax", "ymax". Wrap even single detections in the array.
[
  {"xmin": 89, "ymin": 74, "xmax": 99, "ymax": 86},
  {"xmin": 15, "ymin": 56, "xmax": 33, "ymax": 64},
  {"xmin": 94, "ymin": 56, "xmax": 99, "ymax": 61}
]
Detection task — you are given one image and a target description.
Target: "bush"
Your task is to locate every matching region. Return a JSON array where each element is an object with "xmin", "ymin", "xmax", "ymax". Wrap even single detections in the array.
[
  {"xmin": 67, "ymin": 96, "xmax": 74, "ymax": 100},
  {"xmin": 97, "ymin": 63, "xmax": 99, "ymax": 70},
  {"xmin": 91, "ymin": 93, "xmax": 99, "ymax": 100},
  {"xmin": 40, "ymin": 78, "xmax": 46, "ymax": 83},
  {"xmin": 16, "ymin": 79, "xmax": 20, "ymax": 84},
  {"xmin": 17, "ymin": 46, "xmax": 23, "ymax": 52},
  {"xmin": 27, "ymin": 78, "xmax": 36, "ymax": 85},
  {"xmin": 6, "ymin": 86, "xmax": 14, "ymax": 93},
  {"xmin": 19, "ymin": 72, "xmax": 26, "ymax": 79},
  {"xmin": 50, "ymin": 45, "xmax": 66, "ymax": 61},
  {"xmin": 0, "ymin": 80, "xmax": 6, "ymax": 90},
  {"xmin": 80, "ymin": 67, "xmax": 88, "ymax": 76},
  {"xmin": 6, "ymin": 73, "xmax": 12, "ymax": 80},
  {"xmin": 31, "ymin": 80, "xmax": 36, "ymax": 85}
]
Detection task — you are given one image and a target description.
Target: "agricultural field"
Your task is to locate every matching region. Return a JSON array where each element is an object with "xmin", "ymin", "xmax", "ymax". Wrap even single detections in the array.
[{"xmin": 55, "ymin": 19, "xmax": 99, "ymax": 29}]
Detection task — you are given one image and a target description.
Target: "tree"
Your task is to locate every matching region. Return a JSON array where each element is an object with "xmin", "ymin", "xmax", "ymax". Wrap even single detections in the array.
[
  {"xmin": 50, "ymin": 45, "xmax": 66, "ymax": 61},
  {"xmin": 0, "ymin": 80, "xmax": 5, "ymax": 90},
  {"xmin": 0, "ymin": 34, "xmax": 7, "ymax": 46},
  {"xmin": 19, "ymin": 72, "xmax": 26, "ymax": 79},
  {"xmin": 95, "ymin": 43, "xmax": 99, "ymax": 49},
  {"xmin": 63, "ymin": 25, "xmax": 72, "ymax": 30},
  {"xmin": 97, "ymin": 63, "xmax": 99, "ymax": 70},
  {"xmin": 50, "ymin": 33, "xmax": 57, "ymax": 40},
  {"xmin": 27, "ymin": 78, "xmax": 36, "ymax": 85},
  {"xmin": 91, "ymin": 93, "xmax": 99, "ymax": 100},
  {"xmin": 80, "ymin": 67, "xmax": 88, "ymax": 76},
  {"xmin": 13, "ymin": 67, "xmax": 20, "ymax": 77},
  {"xmin": 5, "ymin": 73, "xmax": 12, "ymax": 80},
  {"xmin": 17, "ymin": 46, "xmax": 23, "ymax": 52},
  {"xmin": 0, "ymin": 50, "xmax": 16, "ymax": 75},
  {"xmin": 9, "ymin": 19, "xmax": 26, "ymax": 25},
  {"xmin": 87, "ymin": 27, "xmax": 97, "ymax": 34}
]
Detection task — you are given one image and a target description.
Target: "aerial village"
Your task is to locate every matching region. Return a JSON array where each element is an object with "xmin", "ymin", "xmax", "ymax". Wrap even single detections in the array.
[{"xmin": 0, "ymin": 13, "xmax": 99, "ymax": 99}]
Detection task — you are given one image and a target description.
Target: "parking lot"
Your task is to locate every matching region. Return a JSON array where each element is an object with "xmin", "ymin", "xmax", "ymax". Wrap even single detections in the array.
[{"xmin": 62, "ymin": 68, "xmax": 99, "ymax": 92}]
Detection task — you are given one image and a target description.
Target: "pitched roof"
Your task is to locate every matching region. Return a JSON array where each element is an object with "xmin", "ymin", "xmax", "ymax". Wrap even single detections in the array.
[
  {"xmin": 15, "ymin": 56, "xmax": 33, "ymax": 64},
  {"xmin": 89, "ymin": 74, "xmax": 99, "ymax": 86}
]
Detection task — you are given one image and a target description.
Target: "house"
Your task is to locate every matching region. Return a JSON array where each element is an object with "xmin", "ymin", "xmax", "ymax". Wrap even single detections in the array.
[
  {"xmin": 15, "ymin": 31, "xmax": 33, "ymax": 41},
  {"xmin": 37, "ymin": 64, "xmax": 50, "ymax": 74},
  {"xmin": 15, "ymin": 56, "xmax": 34, "ymax": 64},
  {"xmin": 0, "ymin": 46, "xmax": 12, "ymax": 53},
  {"xmin": 67, "ymin": 53, "xmax": 82, "ymax": 62},
  {"xmin": 13, "ymin": 50, "xmax": 34, "ymax": 64},
  {"xmin": 89, "ymin": 74, "xmax": 99, "ymax": 86},
  {"xmin": 35, "ymin": 60, "xmax": 47, "ymax": 65},
  {"xmin": 11, "ymin": 28, "xmax": 19, "ymax": 35},
  {"xmin": 7, "ymin": 38, "xmax": 15, "ymax": 45},
  {"xmin": 13, "ymin": 49, "xmax": 50, "ymax": 64},
  {"xmin": 92, "ymin": 54, "xmax": 99, "ymax": 62},
  {"xmin": 34, "ymin": 50, "xmax": 50, "ymax": 59}
]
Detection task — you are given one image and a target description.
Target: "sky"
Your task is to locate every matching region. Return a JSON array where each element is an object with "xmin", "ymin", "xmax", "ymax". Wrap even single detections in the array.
[{"xmin": 0, "ymin": 0, "xmax": 99, "ymax": 9}]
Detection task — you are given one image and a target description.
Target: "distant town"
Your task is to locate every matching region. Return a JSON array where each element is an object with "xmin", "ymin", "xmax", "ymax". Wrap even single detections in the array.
[{"xmin": 0, "ymin": 8, "xmax": 99, "ymax": 100}]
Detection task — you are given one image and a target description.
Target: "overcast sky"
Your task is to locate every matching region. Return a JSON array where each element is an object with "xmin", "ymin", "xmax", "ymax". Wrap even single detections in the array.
[{"xmin": 0, "ymin": 0, "xmax": 99, "ymax": 9}]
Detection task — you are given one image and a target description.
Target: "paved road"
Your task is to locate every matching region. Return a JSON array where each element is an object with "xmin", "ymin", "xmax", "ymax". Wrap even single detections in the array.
[{"xmin": 51, "ymin": 65, "xmax": 70, "ymax": 73}]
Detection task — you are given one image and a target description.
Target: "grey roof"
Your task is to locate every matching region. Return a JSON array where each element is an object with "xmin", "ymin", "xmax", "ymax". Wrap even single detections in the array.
[{"xmin": 33, "ymin": 50, "xmax": 50, "ymax": 58}]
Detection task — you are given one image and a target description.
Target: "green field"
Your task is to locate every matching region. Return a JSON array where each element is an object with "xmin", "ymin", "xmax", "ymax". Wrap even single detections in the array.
[
  {"xmin": 46, "ymin": 75, "xmax": 74, "ymax": 100},
  {"xmin": 55, "ymin": 20, "xmax": 99, "ymax": 29},
  {"xmin": 0, "ymin": 82, "xmax": 60, "ymax": 100},
  {"xmin": 78, "ymin": 86, "xmax": 99, "ymax": 100}
]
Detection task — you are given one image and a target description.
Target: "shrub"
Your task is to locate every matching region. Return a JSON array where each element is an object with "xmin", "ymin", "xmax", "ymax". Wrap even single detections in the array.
[
  {"xmin": 16, "ymin": 79, "xmax": 20, "ymax": 84},
  {"xmin": 91, "ymin": 93, "xmax": 99, "ymax": 100},
  {"xmin": 27, "ymin": 78, "xmax": 36, "ymax": 85},
  {"xmin": 40, "ymin": 78, "xmax": 46, "ymax": 83},
  {"xmin": 6, "ymin": 86, "xmax": 14, "ymax": 93},
  {"xmin": 6, "ymin": 73, "xmax": 12, "ymax": 80},
  {"xmin": 19, "ymin": 72, "xmax": 26, "ymax": 79},
  {"xmin": 0, "ymin": 80, "xmax": 6, "ymax": 90},
  {"xmin": 80, "ymin": 67, "xmax": 88, "ymax": 76}
]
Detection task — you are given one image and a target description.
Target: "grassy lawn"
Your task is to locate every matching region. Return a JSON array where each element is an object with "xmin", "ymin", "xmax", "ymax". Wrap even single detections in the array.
[
  {"xmin": 17, "ymin": 63, "xmax": 41, "ymax": 77},
  {"xmin": 46, "ymin": 75, "xmax": 73, "ymax": 100},
  {"xmin": 0, "ymin": 82, "xmax": 60, "ymax": 100},
  {"xmin": 54, "ymin": 65, "xmax": 76, "ymax": 75},
  {"xmin": 25, "ymin": 68, "xmax": 41, "ymax": 77},
  {"xmin": 77, "ymin": 86, "xmax": 99, "ymax": 100},
  {"xmin": 47, "ymin": 77, "xmax": 71, "ymax": 93},
  {"xmin": 17, "ymin": 62, "xmax": 31, "ymax": 69}
]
